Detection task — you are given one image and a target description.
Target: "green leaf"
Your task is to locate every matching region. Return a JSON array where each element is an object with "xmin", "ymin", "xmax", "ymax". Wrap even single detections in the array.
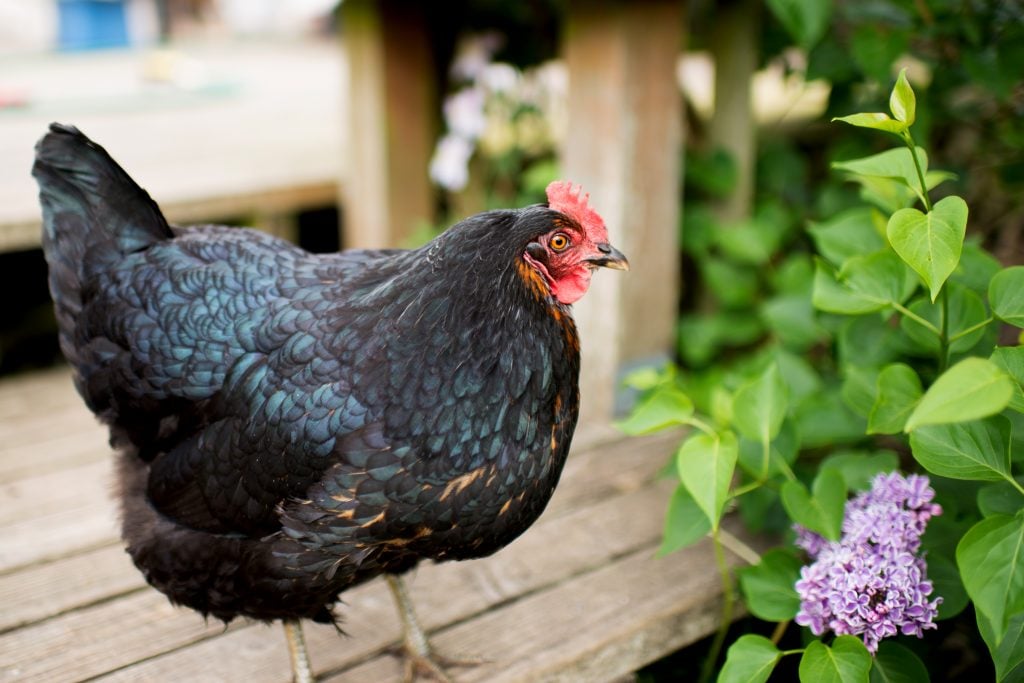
[
  {"xmin": 978, "ymin": 481, "xmax": 1024, "ymax": 518},
  {"xmin": 991, "ymin": 346, "xmax": 1024, "ymax": 413},
  {"xmin": 905, "ymin": 358, "xmax": 1013, "ymax": 431},
  {"xmin": 899, "ymin": 285, "xmax": 989, "ymax": 355},
  {"xmin": 887, "ymin": 196, "xmax": 969, "ymax": 302},
  {"xmin": 833, "ymin": 112, "xmax": 907, "ymax": 134},
  {"xmin": 782, "ymin": 468, "xmax": 847, "ymax": 540},
  {"xmin": 953, "ymin": 240, "xmax": 1002, "ymax": 294},
  {"xmin": 737, "ymin": 548, "xmax": 802, "ymax": 621},
  {"xmin": 737, "ymin": 420, "xmax": 799, "ymax": 480},
  {"xmin": 765, "ymin": 0, "xmax": 832, "ymax": 50},
  {"xmin": 677, "ymin": 431, "xmax": 738, "ymax": 532},
  {"xmin": 978, "ymin": 610, "xmax": 1024, "ymax": 682},
  {"xmin": 616, "ymin": 383, "xmax": 694, "ymax": 435},
  {"xmin": 658, "ymin": 484, "xmax": 711, "ymax": 556},
  {"xmin": 820, "ymin": 450, "xmax": 899, "ymax": 491},
  {"xmin": 761, "ymin": 294, "xmax": 825, "ymax": 350},
  {"xmin": 813, "ymin": 260, "xmax": 884, "ymax": 315},
  {"xmin": 841, "ymin": 250, "xmax": 918, "ymax": 308},
  {"xmin": 889, "ymin": 69, "xmax": 916, "ymax": 126},
  {"xmin": 799, "ymin": 636, "xmax": 872, "ymax": 683},
  {"xmin": 702, "ymin": 257, "xmax": 760, "ymax": 309},
  {"xmin": 738, "ymin": 485, "xmax": 783, "ymax": 534},
  {"xmin": 868, "ymin": 363, "xmax": 923, "ymax": 434},
  {"xmin": 910, "ymin": 416, "xmax": 1013, "ymax": 482},
  {"xmin": 812, "ymin": 252, "xmax": 917, "ymax": 315},
  {"xmin": 796, "ymin": 387, "xmax": 868, "ymax": 448},
  {"xmin": 927, "ymin": 552, "xmax": 969, "ymax": 620},
  {"xmin": 956, "ymin": 514, "xmax": 1024, "ymax": 644},
  {"xmin": 833, "ymin": 147, "xmax": 930, "ymax": 205},
  {"xmin": 841, "ymin": 364, "xmax": 880, "ymax": 419},
  {"xmin": 807, "ymin": 208, "xmax": 885, "ymax": 267},
  {"xmin": 732, "ymin": 363, "xmax": 789, "ymax": 444},
  {"xmin": 990, "ymin": 266, "xmax": 1024, "ymax": 328},
  {"xmin": 870, "ymin": 642, "xmax": 929, "ymax": 683},
  {"xmin": 718, "ymin": 634, "xmax": 781, "ymax": 683}
]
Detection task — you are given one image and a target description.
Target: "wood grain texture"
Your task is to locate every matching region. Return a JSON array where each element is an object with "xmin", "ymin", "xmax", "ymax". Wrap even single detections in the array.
[{"xmin": 0, "ymin": 366, "xmax": 745, "ymax": 683}]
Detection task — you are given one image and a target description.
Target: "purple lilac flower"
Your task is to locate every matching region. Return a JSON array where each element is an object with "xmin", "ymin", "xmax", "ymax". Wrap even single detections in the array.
[{"xmin": 793, "ymin": 472, "xmax": 943, "ymax": 654}]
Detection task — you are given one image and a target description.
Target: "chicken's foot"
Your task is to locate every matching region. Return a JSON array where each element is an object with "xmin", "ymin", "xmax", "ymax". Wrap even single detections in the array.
[
  {"xmin": 283, "ymin": 619, "xmax": 316, "ymax": 683},
  {"xmin": 385, "ymin": 574, "xmax": 484, "ymax": 683}
]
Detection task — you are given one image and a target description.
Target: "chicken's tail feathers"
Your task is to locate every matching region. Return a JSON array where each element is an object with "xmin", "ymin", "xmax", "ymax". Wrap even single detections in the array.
[
  {"xmin": 34, "ymin": 123, "xmax": 172, "ymax": 348},
  {"xmin": 34, "ymin": 123, "xmax": 172, "ymax": 255}
]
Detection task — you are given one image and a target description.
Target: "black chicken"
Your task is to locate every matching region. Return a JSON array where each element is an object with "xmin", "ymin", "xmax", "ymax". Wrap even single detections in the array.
[{"xmin": 34, "ymin": 123, "xmax": 627, "ymax": 681}]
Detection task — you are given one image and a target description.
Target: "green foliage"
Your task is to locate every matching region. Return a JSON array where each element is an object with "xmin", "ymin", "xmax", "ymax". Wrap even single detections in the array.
[
  {"xmin": 887, "ymin": 196, "xmax": 968, "ymax": 302},
  {"xmin": 621, "ymin": 59, "xmax": 1024, "ymax": 680},
  {"xmin": 737, "ymin": 549, "xmax": 802, "ymax": 621},
  {"xmin": 676, "ymin": 431, "xmax": 738, "ymax": 532},
  {"xmin": 957, "ymin": 514, "xmax": 1024, "ymax": 643},
  {"xmin": 781, "ymin": 468, "xmax": 846, "ymax": 540},
  {"xmin": 799, "ymin": 637, "xmax": 872, "ymax": 683},
  {"xmin": 869, "ymin": 642, "xmax": 929, "ymax": 683},
  {"xmin": 718, "ymin": 635, "xmax": 781, "ymax": 683}
]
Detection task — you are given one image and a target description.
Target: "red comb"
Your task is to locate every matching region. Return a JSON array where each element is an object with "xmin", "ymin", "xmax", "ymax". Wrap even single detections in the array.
[{"xmin": 545, "ymin": 181, "xmax": 609, "ymax": 242}]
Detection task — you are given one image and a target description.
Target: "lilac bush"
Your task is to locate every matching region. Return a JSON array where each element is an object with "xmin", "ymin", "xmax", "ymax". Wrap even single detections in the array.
[{"xmin": 794, "ymin": 472, "xmax": 943, "ymax": 653}]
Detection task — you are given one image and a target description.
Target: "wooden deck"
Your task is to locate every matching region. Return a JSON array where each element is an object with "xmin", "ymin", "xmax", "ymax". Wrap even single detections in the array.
[{"xmin": 0, "ymin": 367, "xmax": 748, "ymax": 682}]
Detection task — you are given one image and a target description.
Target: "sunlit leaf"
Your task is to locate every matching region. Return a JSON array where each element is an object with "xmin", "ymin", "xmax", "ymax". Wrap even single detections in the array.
[
  {"xmin": 889, "ymin": 68, "xmax": 916, "ymax": 126},
  {"xmin": 719, "ymin": 635, "xmax": 781, "ymax": 683},
  {"xmin": 733, "ymin": 363, "xmax": 789, "ymax": 444},
  {"xmin": 799, "ymin": 637, "xmax": 872, "ymax": 683},
  {"xmin": 990, "ymin": 266, "xmax": 1024, "ymax": 328},
  {"xmin": 658, "ymin": 484, "xmax": 711, "ymax": 556},
  {"xmin": 905, "ymin": 358, "xmax": 1013, "ymax": 431},
  {"xmin": 677, "ymin": 431, "xmax": 738, "ymax": 531},
  {"xmin": 910, "ymin": 416, "xmax": 1013, "ymax": 482},
  {"xmin": 782, "ymin": 468, "xmax": 846, "ymax": 541},
  {"xmin": 833, "ymin": 112, "xmax": 907, "ymax": 134},
  {"xmin": 616, "ymin": 383, "xmax": 694, "ymax": 435},
  {"xmin": 887, "ymin": 196, "xmax": 969, "ymax": 302}
]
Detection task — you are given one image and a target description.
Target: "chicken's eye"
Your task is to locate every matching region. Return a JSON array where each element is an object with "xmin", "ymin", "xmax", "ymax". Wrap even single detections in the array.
[{"xmin": 549, "ymin": 233, "xmax": 570, "ymax": 251}]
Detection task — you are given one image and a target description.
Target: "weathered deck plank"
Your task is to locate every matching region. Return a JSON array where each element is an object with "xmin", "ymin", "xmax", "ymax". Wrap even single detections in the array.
[{"xmin": 0, "ymin": 368, "xmax": 741, "ymax": 683}]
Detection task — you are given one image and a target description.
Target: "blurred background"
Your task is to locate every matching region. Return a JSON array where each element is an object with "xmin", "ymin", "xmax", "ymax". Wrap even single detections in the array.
[
  {"xmin": 1, "ymin": 1, "xmax": 1024, "ymax": 680},
  {"xmin": 1, "ymin": 0, "xmax": 1021, "ymax": 397}
]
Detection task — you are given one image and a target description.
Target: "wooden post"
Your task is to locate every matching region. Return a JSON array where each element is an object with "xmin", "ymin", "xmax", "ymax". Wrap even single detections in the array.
[
  {"xmin": 340, "ymin": 0, "xmax": 437, "ymax": 248},
  {"xmin": 709, "ymin": 0, "xmax": 759, "ymax": 222},
  {"xmin": 562, "ymin": 0, "xmax": 684, "ymax": 425}
]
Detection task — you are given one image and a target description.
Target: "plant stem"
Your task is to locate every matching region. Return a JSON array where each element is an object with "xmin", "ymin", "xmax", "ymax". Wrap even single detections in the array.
[
  {"xmin": 892, "ymin": 302, "xmax": 941, "ymax": 336},
  {"xmin": 699, "ymin": 526, "xmax": 736, "ymax": 683},
  {"xmin": 938, "ymin": 285, "xmax": 950, "ymax": 372},
  {"xmin": 686, "ymin": 416, "xmax": 718, "ymax": 438},
  {"xmin": 902, "ymin": 131, "xmax": 933, "ymax": 212},
  {"xmin": 717, "ymin": 526, "xmax": 762, "ymax": 565},
  {"xmin": 1006, "ymin": 476, "xmax": 1024, "ymax": 498},
  {"xmin": 949, "ymin": 316, "xmax": 994, "ymax": 342},
  {"xmin": 770, "ymin": 619, "xmax": 790, "ymax": 645},
  {"xmin": 780, "ymin": 648, "xmax": 806, "ymax": 657}
]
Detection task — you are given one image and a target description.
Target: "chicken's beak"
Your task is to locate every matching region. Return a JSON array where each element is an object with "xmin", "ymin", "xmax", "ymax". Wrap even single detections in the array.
[{"xmin": 585, "ymin": 243, "xmax": 630, "ymax": 271}]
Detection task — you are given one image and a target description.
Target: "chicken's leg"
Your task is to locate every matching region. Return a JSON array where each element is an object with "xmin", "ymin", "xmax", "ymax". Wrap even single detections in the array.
[
  {"xmin": 283, "ymin": 619, "xmax": 315, "ymax": 683},
  {"xmin": 386, "ymin": 574, "xmax": 482, "ymax": 683}
]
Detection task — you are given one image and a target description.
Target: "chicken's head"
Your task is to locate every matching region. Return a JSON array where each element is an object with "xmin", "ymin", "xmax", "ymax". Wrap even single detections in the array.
[{"xmin": 521, "ymin": 181, "xmax": 629, "ymax": 305}]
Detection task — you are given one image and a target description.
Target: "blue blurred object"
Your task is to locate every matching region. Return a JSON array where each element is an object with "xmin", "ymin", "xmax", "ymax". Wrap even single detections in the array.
[{"xmin": 58, "ymin": 0, "xmax": 130, "ymax": 51}]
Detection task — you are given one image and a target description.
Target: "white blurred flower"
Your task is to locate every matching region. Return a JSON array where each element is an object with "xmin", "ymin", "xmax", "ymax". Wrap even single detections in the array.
[
  {"xmin": 443, "ymin": 87, "xmax": 487, "ymax": 140},
  {"xmin": 480, "ymin": 62, "xmax": 519, "ymax": 94},
  {"xmin": 450, "ymin": 32, "xmax": 505, "ymax": 82},
  {"xmin": 429, "ymin": 134, "xmax": 475, "ymax": 191}
]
